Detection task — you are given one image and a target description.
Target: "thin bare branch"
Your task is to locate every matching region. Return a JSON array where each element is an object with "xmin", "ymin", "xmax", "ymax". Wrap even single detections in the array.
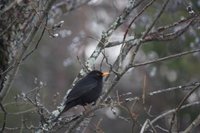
[
  {"xmin": 169, "ymin": 83, "xmax": 200, "ymax": 132},
  {"xmin": 142, "ymin": 0, "xmax": 170, "ymax": 39},
  {"xmin": 141, "ymin": 101, "xmax": 200, "ymax": 132},
  {"xmin": 132, "ymin": 48, "xmax": 200, "ymax": 68},
  {"xmin": 122, "ymin": 0, "xmax": 155, "ymax": 46},
  {"xmin": 22, "ymin": 15, "xmax": 48, "ymax": 61},
  {"xmin": 183, "ymin": 113, "xmax": 200, "ymax": 133}
]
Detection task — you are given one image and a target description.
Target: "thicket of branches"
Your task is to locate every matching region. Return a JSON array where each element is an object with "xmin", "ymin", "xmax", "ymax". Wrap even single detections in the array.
[{"xmin": 0, "ymin": 0, "xmax": 200, "ymax": 132}]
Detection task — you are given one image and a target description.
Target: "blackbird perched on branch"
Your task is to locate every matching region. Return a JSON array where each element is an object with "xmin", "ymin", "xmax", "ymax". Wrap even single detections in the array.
[{"xmin": 54, "ymin": 70, "xmax": 109, "ymax": 121}]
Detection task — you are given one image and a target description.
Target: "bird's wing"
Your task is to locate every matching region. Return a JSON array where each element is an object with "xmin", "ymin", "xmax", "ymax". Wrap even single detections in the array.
[{"xmin": 66, "ymin": 77, "xmax": 97, "ymax": 103}]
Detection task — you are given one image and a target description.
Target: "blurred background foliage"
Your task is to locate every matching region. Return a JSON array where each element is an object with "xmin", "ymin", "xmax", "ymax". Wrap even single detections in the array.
[{"xmin": 1, "ymin": 0, "xmax": 200, "ymax": 132}]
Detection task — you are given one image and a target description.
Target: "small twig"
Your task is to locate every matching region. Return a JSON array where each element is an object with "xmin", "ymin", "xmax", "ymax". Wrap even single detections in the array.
[
  {"xmin": 116, "ymin": 90, "xmax": 120, "ymax": 105},
  {"xmin": 183, "ymin": 113, "xmax": 200, "ymax": 133},
  {"xmin": 20, "ymin": 115, "xmax": 24, "ymax": 133},
  {"xmin": 154, "ymin": 15, "xmax": 198, "ymax": 32},
  {"xmin": 0, "ymin": 18, "xmax": 17, "ymax": 37},
  {"xmin": 4, "ymin": 126, "xmax": 20, "ymax": 131},
  {"xmin": 153, "ymin": 102, "xmax": 200, "ymax": 124},
  {"xmin": 120, "ymin": 0, "xmax": 156, "ymax": 70},
  {"xmin": 52, "ymin": 0, "xmax": 91, "ymax": 13},
  {"xmin": 99, "ymin": 52, "xmax": 106, "ymax": 71},
  {"xmin": 132, "ymin": 48, "xmax": 200, "ymax": 68},
  {"xmin": 142, "ymin": 101, "xmax": 200, "ymax": 132},
  {"xmin": 126, "ymin": 106, "xmax": 138, "ymax": 133},
  {"xmin": 169, "ymin": 83, "xmax": 200, "ymax": 132},
  {"xmin": 101, "ymin": 51, "xmax": 120, "ymax": 76},
  {"xmin": 7, "ymin": 108, "xmax": 36, "ymax": 115},
  {"xmin": 105, "ymin": 15, "xmax": 198, "ymax": 48},
  {"xmin": 122, "ymin": 0, "xmax": 155, "ymax": 46},
  {"xmin": 140, "ymin": 120, "xmax": 149, "ymax": 133},
  {"xmin": 147, "ymin": 119, "xmax": 157, "ymax": 133},
  {"xmin": 155, "ymin": 125, "xmax": 169, "ymax": 133},
  {"xmin": 148, "ymin": 82, "xmax": 198, "ymax": 96},
  {"xmin": 22, "ymin": 14, "xmax": 48, "ymax": 61},
  {"xmin": 130, "ymin": 0, "xmax": 170, "ymax": 67},
  {"xmin": 105, "ymin": 37, "xmax": 135, "ymax": 48},
  {"xmin": 23, "ymin": 119, "xmax": 38, "ymax": 130},
  {"xmin": 110, "ymin": 106, "xmax": 130, "ymax": 123},
  {"xmin": 93, "ymin": 118, "xmax": 104, "ymax": 133},
  {"xmin": 143, "ymin": 18, "xmax": 195, "ymax": 42},
  {"xmin": 142, "ymin": 74, "xmax": 147, "ymax": 104},
  {"xmin": 0, "ymin": 64, "xmax": 15, "ymax": 77},
  {"xmin": 142, "ymin": 0, "xmax": 170, "ymax": 39}
]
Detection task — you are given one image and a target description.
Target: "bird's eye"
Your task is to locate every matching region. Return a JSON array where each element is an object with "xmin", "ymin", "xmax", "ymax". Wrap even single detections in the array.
[{"xmin": 97, "ymin": 73, "xmax": 101, "ymax": 76}]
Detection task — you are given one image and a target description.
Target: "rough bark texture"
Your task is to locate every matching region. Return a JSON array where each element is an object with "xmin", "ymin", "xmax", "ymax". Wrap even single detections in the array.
[
  {"xmin": 0, "ymin": 0, "xmax": 41, "ymax": 92},
  {"xmin": 0, "ymin": 38, "xmax": 9, "ymax": 91},
  {"xmin": 0, "ymin": 0, "xmax": 17, "ymax": 91}
]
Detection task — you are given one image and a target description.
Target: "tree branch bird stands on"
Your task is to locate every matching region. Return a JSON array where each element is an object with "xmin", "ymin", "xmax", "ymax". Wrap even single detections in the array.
[{"xmin": 54, "ymin": 70, "xmax": 109, "ymax": 121}]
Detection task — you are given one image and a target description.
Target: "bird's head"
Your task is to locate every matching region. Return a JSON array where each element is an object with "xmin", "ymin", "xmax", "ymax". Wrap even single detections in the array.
[{"xmin": 88, "ymin": 70, "xmax": 109, "ymax": 79}]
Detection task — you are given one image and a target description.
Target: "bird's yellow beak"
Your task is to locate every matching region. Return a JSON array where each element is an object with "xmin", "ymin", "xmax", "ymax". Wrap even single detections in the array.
[{"xmin": 102, "ymin": 72, "xmax": 109, "ymax": 77}]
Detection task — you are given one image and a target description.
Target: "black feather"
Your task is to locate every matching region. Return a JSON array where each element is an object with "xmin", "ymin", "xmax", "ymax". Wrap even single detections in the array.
[{"xmin": 54, "ymin": 70, "xmax": 106, "ymax": 121}]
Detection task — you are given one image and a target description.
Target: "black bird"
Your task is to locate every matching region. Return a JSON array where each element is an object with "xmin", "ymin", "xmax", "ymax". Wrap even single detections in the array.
[{"xmin": 54, "ymin": 70, "xmax": 109, "ymax": 120}]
